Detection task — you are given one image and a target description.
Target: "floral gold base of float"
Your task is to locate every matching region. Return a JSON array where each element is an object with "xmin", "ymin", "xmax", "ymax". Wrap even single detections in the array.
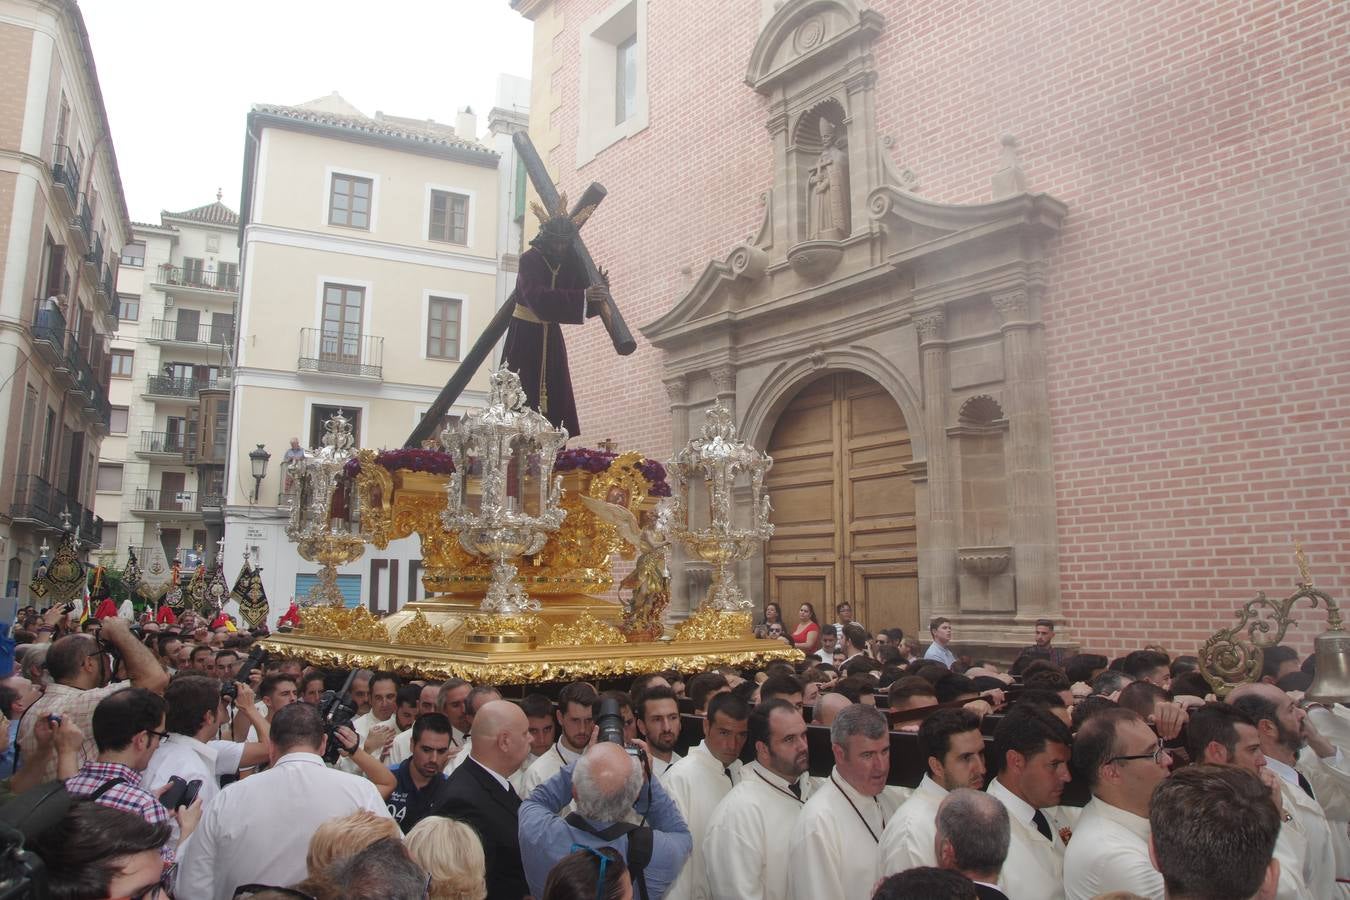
[{"xmin": 259, "ymin": 605, "xmax": 800, "ymax": 684}]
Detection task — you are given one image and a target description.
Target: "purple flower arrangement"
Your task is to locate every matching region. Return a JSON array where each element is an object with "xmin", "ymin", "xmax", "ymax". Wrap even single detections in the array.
[{"xmin": 345, "ymin": 446, "xmax": 670, "ymax": 496}]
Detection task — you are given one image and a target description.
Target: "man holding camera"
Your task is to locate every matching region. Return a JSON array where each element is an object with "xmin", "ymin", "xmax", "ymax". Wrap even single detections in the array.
[
  {"xmin": 177, "ymin": 701, "xmax": 392, "ymax": 900},
  {"xmin": 520, "ymin": 735, "xmax": 692, "ymax": 900},
  {"xmin": 65, "ymin": 687, "xmax": 200, "ymax": 862},
  {"xmin": 18, "ymin": 617, "xmax": 168, "ymax": 781},
  {"xmin": 142, "ymin": 676, "xmax": 270, "ymax": 814}
]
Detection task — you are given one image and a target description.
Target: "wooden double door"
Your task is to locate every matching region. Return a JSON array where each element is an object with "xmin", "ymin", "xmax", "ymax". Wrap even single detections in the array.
[{"xmin": 764, "ymin": 373, "xmax": 919, "ymax": 636}]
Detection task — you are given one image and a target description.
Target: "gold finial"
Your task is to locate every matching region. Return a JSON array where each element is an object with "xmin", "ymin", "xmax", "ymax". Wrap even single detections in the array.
[{"xmin": 1296, "ymin": 542, "xmax": 1311, "ymax": 586}]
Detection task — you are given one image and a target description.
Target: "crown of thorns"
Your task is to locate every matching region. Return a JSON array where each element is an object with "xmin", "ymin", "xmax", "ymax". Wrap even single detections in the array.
[{"xmin": 530, "ymin": 192, "xmax": 597, "ymax": 231}]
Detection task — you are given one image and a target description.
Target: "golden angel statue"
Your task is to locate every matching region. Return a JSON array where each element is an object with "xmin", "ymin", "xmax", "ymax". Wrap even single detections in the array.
[{"xmin": 581, "ymin": 496, "xmax": 677, "ymax": 642}]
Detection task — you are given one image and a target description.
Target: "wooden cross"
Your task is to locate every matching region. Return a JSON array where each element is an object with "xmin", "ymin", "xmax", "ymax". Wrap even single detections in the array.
[{"xmin": 404, "ymin": 132, "xmax": 635, "ymax": 448}]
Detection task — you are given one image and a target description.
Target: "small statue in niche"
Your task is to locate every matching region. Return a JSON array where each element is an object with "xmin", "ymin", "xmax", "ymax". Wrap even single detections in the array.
[{"xmin": 807, "ymin": 117, "xmax": 850, "ymax": 240}]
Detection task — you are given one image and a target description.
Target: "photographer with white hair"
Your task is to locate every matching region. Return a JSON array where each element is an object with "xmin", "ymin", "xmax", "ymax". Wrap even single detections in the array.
[{"xmin": 518, "ymin": 740, "xmax": 692, "ymax": 900}]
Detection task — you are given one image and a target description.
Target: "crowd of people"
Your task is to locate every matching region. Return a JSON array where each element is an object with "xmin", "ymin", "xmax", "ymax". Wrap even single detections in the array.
[{"xmin": 0, "ymin": 602, "xmax": 1329, "ymax": 900}]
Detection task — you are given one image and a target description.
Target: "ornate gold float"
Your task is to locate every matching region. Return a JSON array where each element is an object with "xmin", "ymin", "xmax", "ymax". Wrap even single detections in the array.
[{"xmin": 261, "ymin": 370, "xmax": 798, "ymax": 684}]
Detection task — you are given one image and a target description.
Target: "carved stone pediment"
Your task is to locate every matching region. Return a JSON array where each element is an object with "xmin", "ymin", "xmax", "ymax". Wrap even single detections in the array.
[{"xmin": 745, "ymin": 0, "xmax": 884, "ymax": 94}]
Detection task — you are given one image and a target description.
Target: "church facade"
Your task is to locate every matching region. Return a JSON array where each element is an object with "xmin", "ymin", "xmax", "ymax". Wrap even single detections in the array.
[{"xmin": 512, "ymin": 0, "xmax": 1350, "ymax": 655}]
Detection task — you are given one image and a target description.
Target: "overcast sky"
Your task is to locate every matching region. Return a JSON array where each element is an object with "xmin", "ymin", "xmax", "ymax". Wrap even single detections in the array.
[{"xmin": 78, "ymin": 0, "xmax": 535, "ymax": 223}]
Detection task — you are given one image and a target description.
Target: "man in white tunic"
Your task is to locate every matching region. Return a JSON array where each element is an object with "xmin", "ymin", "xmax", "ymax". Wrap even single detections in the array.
[
  {"xmin": 1186, "ymin": 701, "xmax": 1313, "ymax": 900},
  {"xmin": 521, "ymin": 681, "xmax": 598, "ymax": 800},
  {"xmin": 1233, "ymin": 684, "xmax": 1341, "ymax": 898},
  {"xmin": 340, "ymin": 670, "xmax": 399, "ymax": 772},
  {"xmin": 664, "ymin": 692, "xmax": 750, "ymax": 900},
  {"xmin": 879, "ymin": 707, "xmax": 985, "ymax": 875},
  {"xmin": 703, "ymin": 698, "xmax": 811, "ymax": 900},
  {"xmin": 787, "ymin": 704, "xmax": 899, "ymax": 900},
  {"xmin": 985, "ymin": 705, "xmax": 1074, "ymax": 900},
  {"xmin": 1063, "ymin": 709, "xmax": 1170, "ymax": 900},
  {"xmin": 637, "ymin": 684, "xmax": 684, "ymax": 780}
]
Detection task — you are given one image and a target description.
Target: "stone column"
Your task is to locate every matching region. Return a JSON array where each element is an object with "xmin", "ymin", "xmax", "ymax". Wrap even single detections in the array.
[
  {"xmin": 664, "ymin": 377, "xmax": 696, "ymax": 618},
  {"xmin": 915, "ymin": 309, "xmax": 958, "ymax": 618},
  {"xmin": 991, "ymin": 289, "xmax": 1060, "ymax": 620}
]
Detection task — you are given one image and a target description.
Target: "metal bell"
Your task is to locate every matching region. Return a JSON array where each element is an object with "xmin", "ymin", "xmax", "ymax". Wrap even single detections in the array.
[{"xmin": 1306, "ymin": 629, "xmax": 1350, "ymax": 705}]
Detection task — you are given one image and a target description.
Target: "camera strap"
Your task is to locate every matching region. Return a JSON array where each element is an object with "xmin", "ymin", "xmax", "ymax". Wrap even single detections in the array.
[
  {"xmin": 88, "ymin": 777, "xmax": 125, "ymax": 801},
  {"xmin": 563, "ymin": 814, "xmax": 654, "ymax": 900}
]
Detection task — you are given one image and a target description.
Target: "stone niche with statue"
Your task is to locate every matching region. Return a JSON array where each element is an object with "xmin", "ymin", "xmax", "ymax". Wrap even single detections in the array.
[
  {"xmin": 260, "ymin": 368, "xmax": 797, "ymax": 685},
  {"xmin": 642, "ymin": 0, "xmax": 1070, "ymax": 654}
]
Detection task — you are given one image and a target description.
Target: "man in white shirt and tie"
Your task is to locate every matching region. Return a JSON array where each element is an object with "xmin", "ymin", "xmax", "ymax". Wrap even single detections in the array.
[
  {"xmin": 1063, "ymin": 708, "xmax": 1171, "ymax": 900},
  {"xmin": 636, "ymin": 685, "xmax": 683, "ymax": 780},
  {"xmin": 879, "ymin": 707, "xmax": 986, "ymax": 875},
  {"xmin": 704, "ymin": 697, "xmax": 814, "ymax": 900},
  {"xmin": 663, "ymin": 692, "xmax": 750, "ymax": 900},
  {"xmin": 521, "ymin": 681, "xmax": 598, "ymax": 799},
  {"xmin": 985, "ymin": 704, "xmax": 1074, "ymax": 900},
  {"xmin": 1185, "ymin": 701, "xmax": 1314, "ymax": 899},
  {"xmin": 935, "ymin": 789, "xmax": 1012, "ymax": 900},
  {"xmin": 177, "ymin": 701, "xmax": 391, "ymax": 900},
  {"xmin": 1232, "ymin": 683, "xmax": 1342, "ymax": 898},
  {"xmin": 788, "ymin": 703, "xmax": 899, "ymax": 900}
]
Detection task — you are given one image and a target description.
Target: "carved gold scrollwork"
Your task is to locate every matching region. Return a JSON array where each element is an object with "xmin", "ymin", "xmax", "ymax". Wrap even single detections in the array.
[
  {"xmin": 1199, "ymin": 550, "xmax": 1342, "ymax": 697},
  {"xmin": 674, "ymin": 608, "xmax": 754, "ymax": 642},
  {"xmin": 395, "ymin": 611, "xmax": 453, "ymax": 647},
  {"xmin": 301, "ymin": 605, "xmax": 390, "ymax": 643},
  {"xmin": 543, "ymin": 613, "xmax": 626, "ymax": 647}
]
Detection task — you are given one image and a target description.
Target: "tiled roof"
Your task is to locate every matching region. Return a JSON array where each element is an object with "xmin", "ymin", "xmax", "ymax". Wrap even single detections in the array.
[
  {"xmin": 163, "ymin": 200, "xmax": 239, "ymax": 226},
  {"xmin": 252, "ymin": 93, "xmax": 494, "ymax": 157}
]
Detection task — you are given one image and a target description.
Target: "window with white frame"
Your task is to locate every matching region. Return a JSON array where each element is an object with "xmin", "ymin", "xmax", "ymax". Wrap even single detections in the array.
[
  {"xmin": 577, "ymin": 0, "xmax": 648, "ymax": 165},
  {"xmin": 329, "ymin": 173, "xmax": 372, "ymax": 229},
  {"xmin": 429, "ymin": 190, "xmax": 469, "ymax": 245},
  {"xmin": 426, "ymin": 296, "xmax": 462, "ymax": 360}
]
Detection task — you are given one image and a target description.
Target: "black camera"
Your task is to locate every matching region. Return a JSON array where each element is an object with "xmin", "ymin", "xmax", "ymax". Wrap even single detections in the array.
[
  {"xmin": 158, "ymin": 776, "xmax": 201, "ymax": 811},
  {"xmin": 596, "ymin": 697, "xmax": 627, "ymax": 746},
  {"xmin": 220, "ymin": 681, "xmax": 238, "ymax": 701},
  {"xmin": 318, "ymin": 685, "xmax": 358, "ymax": 766}
]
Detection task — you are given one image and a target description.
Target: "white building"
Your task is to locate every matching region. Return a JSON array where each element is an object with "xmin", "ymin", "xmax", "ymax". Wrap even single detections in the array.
[
  {"xmin": 95, "ymin": 198, "xmax": 239, "ymax": 567},
  {"xmin": 222, "ymin": 85, "xmax": 527, "ymax": 622}
]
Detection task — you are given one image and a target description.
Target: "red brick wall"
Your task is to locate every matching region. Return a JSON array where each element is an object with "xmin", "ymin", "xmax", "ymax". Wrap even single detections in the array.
[{"xmin": 534, "ymin": 0, "xmax": 1350, "ymax": 658}]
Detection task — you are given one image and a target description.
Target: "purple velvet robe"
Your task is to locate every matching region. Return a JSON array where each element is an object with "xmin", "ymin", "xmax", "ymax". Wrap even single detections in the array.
[{"xmin": 501, "ymin": 247, "xmax": 595, "ymax": 438}]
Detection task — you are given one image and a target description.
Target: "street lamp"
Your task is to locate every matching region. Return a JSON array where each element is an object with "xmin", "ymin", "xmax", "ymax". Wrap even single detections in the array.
[{"xmin": 249, "ymin": 443, "xmax": 271, "ymax": 503}]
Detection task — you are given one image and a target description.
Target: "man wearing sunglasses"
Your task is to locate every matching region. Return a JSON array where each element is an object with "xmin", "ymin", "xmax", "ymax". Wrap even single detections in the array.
[
  {"xmin": 1062, "ymin": 708, "xmax": 1171, "ymax": 900},
  {"xmin": 66, "ymin": 688, "xmax": 201, "ymax": 863}
]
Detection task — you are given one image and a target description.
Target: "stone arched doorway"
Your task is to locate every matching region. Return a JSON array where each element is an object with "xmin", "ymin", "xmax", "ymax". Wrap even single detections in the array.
[{"xmin": 763, "ymin": 371, "xmax": 919, "ymax": 636}]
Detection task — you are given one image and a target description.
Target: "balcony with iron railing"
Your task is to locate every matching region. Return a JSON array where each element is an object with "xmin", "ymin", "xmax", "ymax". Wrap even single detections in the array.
[
  {"xmin": 146, "ymin": 318, "xmax": 233, "ymax": 347},
  {"xmin": 154, "ymin": 264, "xmax": 239, "ymax": 294},
  {"xmin": 51, "ymin": 144, "xmax": 80, "ymax": 210},
  {"xmin": 69, "ymin": 196, "xmax": 92, "ymax": 252},
  {"xmin": 297, "ymin": 327, "xmax": 383, "ymax": 379},
  {"xmin": 143, "ymin": 374, "xmax": 222, "ymax": 400},
  {"xmin": 28, "ymin": 299, "xmax": 68, "ymax": 365},
  {"xmin": 130, "ymin": 488, "xmax": 205, "ymax": 518},
  {"xmin": 84, "ymin": 232, "xmax": 104, "ymax": 272},
  {"xmin": 12, "ymin": 475, "xmax": 63, "ymax": 528},
  {"xmin": 137, "ymin": 430, "xmax": 188, "ymax": 459}
]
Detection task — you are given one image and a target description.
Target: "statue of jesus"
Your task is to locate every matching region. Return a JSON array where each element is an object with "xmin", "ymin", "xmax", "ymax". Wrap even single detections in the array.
[{"xmin": 501, "ymin": 196, "xmax": 609, "ymax": 438}]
